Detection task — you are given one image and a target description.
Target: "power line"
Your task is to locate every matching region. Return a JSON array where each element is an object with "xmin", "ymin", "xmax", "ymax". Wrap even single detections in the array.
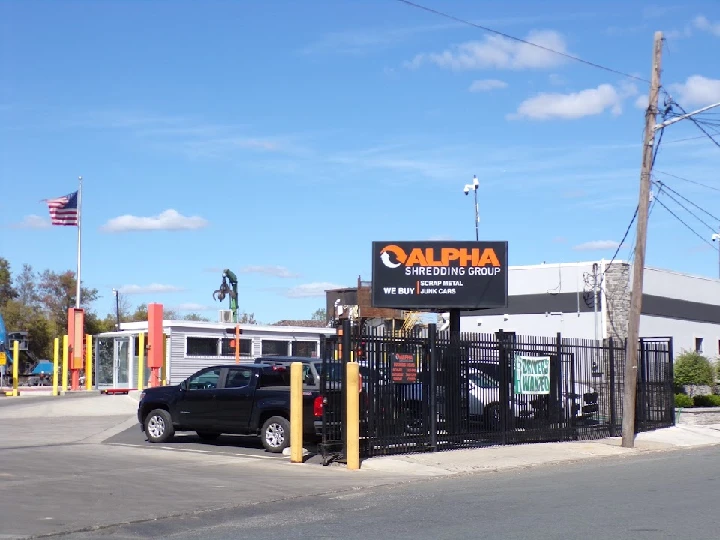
[
  {"xmin": 651, "ymin": 183, "xmax": 718, "ymax": 232},
  {"xmin": 394, "ymin": 0, "xmax": 651, "ymax": 83},
  {"xmin": 653, "ymin": 192, "xmax": 716, "ymax": 248},
  {"xmin": 665, "ymin": 97, "xmax": 720, "ymax": 150},
  {"xmin": 654, "ymin": 170, "xmax": 720, "ymax": 193},
  {"xmin": 652, "ymin": 179, "xmax": 720, "ymax": 223}
]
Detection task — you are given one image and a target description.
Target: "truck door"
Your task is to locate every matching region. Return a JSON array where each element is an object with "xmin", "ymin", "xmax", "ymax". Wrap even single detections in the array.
[
  {"xmin": 178, "ymin": 367, "xmax": 222, "ymax": 428},
  {"xmin": 215, "ymin": 367, "xmax": 255, "ymax": 431}
]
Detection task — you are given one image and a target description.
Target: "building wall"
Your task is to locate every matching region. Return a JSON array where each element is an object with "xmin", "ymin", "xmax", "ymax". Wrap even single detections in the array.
[
  {"xmin": 643, "ymin": 266, "xmax": 720, "ymax": 305},
  {"xmin": 100, "ymin": 321, "xmax": 336, "ymax": 387},
  {"xmin": 458, "ymin": 260, "xmax": 720, "ymax": 352},
  {"xmin": 460, "ymin": 312, "xmax": 599, "ymax": 339},
  {"xmin": 603, "ymin": 261, "xmax": 630, "ymax": 342},
  {"xmin": 640, "ymin": 315, "xmax": 720, "ymax": 358}
]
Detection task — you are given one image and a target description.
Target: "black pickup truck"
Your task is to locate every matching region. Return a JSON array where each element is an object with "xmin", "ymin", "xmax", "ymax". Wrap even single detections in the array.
[{"xmin": 137, "ymin": 363, "xmax": 324, "ymax": 453}]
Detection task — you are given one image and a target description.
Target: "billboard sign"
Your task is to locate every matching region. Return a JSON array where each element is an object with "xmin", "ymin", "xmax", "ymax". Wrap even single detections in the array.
[{"xmin": 371, "ymin": 241, "xmax": 508, "ymax": 310}]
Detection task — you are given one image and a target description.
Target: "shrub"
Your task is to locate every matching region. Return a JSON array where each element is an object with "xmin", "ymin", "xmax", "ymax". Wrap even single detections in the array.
[
  {"xmin": 693, "ymin": 394, "xmax": 720, "ymax": 407},
  {"xmin": 675, "ymin": 393, "xmax": 693, "ymax": 408},
  {"xmin": 674, "ymin": 351, "xmax": 715, "ymax": 387}
]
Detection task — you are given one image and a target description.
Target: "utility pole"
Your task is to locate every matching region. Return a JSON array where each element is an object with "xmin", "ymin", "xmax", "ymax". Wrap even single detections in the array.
[{"xmin": 622, "ymin": 31, "xmax": 663, "ymax": 448}]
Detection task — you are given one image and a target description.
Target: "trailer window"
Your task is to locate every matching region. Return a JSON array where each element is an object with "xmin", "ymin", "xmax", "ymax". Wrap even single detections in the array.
[{"xmin": 187, "ymin": 337, "xmax": 218, "ymax": 356}]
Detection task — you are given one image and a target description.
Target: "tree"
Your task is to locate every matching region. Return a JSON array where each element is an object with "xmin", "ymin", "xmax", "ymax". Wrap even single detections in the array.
[
  {"xmin": 238, "ymin": 312, "xmax": 257, "ymax": 324},
  {"xmin": 182, "ymin": 313, "xmax": 210, "ymax": 322},
  {"xmin": 37, "ymin": 269, "xmax": 99, "ymax": 333},
  {"xmin": 127, "ymin": 303, "xmax": 180, "ymax": 322},
  {"xmin": 15, "ymin": 264, "xmax": 39, "ymax": 306},
  {"xmin": 675, "ymin": 350, "xmax": 715, "ymax": 393},
  {"xmin": 0, "ymin": 257, "xmax": 18, "ymax": 307},
  {"xmin": 311, "ymin": 308, "xmax": 326, "ymax": 321},
  {"xmin": 1, "ymin": 299, "xmax": 53, "ymax": 369}
]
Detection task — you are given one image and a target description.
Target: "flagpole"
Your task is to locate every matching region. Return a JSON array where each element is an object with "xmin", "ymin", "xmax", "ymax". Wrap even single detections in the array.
[{"xmin": 76, "ymin": 176, "xmax": 82, "ymax": 308}]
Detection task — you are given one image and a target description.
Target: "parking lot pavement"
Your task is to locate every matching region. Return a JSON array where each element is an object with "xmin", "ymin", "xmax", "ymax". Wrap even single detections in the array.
[
  {"xmin": 103, "ymin": 425, "xmax": 325, "ymax": 464},
  {"xmin": 0, "ymin": 432, "xmax": 404, "ymax": 539}
]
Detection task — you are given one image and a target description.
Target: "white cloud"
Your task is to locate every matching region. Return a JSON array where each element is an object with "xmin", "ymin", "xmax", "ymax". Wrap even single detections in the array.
[
  {"xmin": 572, "ymin": 240, "xmax": 619, "ymax": 251},
  {"xmin": 173, "ymin": 303, "xmax": 214, "ymax": 311},
  {"xmin": 406, "ymin": 30, "xmax": 569, "ymax": 71},
  {"xmin": 118, "ymin": 283, "xmax": 185, "ymax": 294},
  {"xmin": 693, "ymin": 15, "xmax": 720, "ymax": 36},
  {"xmin": 240, "ymin": 265, "xmax": 300, "ymax": 278},
  {"xmin": 283, "ymin": 282, "xmax": 346, "ymax": 298},
  {"xmin": 634, "ymin": 94, "xmax": 648, "ymax": 109},
  {"xmin": 509, "ymin": 84, "xmax": 625, "ymax": 120},
  {"xmin": 101, "ymin": 209, "xmax": 208, "ymax": 232},
  {"xmin": 11, "ymin": 214, "xmax": 51, "ymax": 229},
  {"xmin": 668, "ymin": 75, "xmax": 720, "ymax": 107},
  {"xmin": 469, "ymin": 79, "xmax": 508, "ymax": 92}
]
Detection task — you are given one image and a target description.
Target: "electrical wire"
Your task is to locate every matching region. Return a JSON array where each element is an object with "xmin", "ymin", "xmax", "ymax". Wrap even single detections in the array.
[
  {"xmin": 650, "ymin": 184, "xmax": 718, "ymax": 232},
  {"xmin": 652, "ymin": 192, "xmax": 716, "ymax": 248},
  {"xmin": 652, "ymin": 179, "xmax": 720, "ymax": 224},
  {"xmin": 394, "ymin": 0, "xmax": 651, "ymax": 83},
  {"xmin": 663, "ymin": 97, "xmax": 720, "ymax": 151},
  {"xmin": 654, "ymin": 170, "xmax": 720, "ymax": 193}
]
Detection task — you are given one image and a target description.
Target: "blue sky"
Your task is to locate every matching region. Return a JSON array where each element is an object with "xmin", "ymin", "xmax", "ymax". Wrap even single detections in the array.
[{"xmin": 2, "ymin": 0, "xmax": 720, "ymax": 324}]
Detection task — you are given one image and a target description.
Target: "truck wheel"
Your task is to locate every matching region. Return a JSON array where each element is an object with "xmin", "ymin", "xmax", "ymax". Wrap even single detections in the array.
[
  {"xmin": 196, "ymin": 432, "xmax": 221, "ymax": 441},
  {"xmin": 144, "ymin": 408, "xmax": 174, "ymax": 443},
  {"xmin": 261, "ymin": 416, "xmax": 290, "ymax": 453}
]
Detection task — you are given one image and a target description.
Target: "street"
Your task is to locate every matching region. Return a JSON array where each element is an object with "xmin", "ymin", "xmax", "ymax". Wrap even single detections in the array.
[{"xmin": 68, "ymin": 446, "xmax": 719, "ymax": 540}]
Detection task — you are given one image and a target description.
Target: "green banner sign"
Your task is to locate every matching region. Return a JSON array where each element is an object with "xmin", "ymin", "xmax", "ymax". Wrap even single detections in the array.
[{"xmin": 514, "ymin": 354, "xmax": 551, "ymax": 395}]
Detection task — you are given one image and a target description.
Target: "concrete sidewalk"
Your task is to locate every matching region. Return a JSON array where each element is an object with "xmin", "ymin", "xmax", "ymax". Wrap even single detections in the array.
[{"xmin": 358, "ymin": 423, "xmax": 720, "ymax": 477}]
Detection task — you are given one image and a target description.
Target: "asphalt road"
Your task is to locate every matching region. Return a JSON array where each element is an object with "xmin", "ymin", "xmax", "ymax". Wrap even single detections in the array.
[
  {"xmin": 66, "ymin": 446, "xmax": 719, "ymax": 540},
  {"xmin": 104, "ymin": 425, "xmax": 325, "ymax": 464}
]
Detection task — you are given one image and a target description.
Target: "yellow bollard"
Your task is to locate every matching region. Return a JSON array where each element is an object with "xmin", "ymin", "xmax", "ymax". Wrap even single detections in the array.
[
  {"xmin": 85, "ymin": 334, "xmax": 93, "ymax": 390},
  {"xmin": 137, "ymin": 332, "xmax": 145, "ymax": 391},
  {"xmin": 52, "ymin": 337, "xmax": 60, "ymax": 396},
  {"xmin": 346, "ymin": 362, "xmax": 360, "ymax": 470},
  {"xmin": 290, "ymin": 362, "xmax": 303, "ymax": 463},
  {"xmin": 161, "ymin": 333, "xmax": 167, "ymax": 385},
  {"xmin": 62, "ymin": 335, "xmax": 69, "ymax": 393},
  {"xmin": 11, "ymin": 340, "xmax": 19, "ymax": 397}
]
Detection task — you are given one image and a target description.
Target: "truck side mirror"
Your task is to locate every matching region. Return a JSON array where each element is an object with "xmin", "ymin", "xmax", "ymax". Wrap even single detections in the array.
[{"xmin": 179, "ymin": 380, "xmax": 187, "ymax": 391}]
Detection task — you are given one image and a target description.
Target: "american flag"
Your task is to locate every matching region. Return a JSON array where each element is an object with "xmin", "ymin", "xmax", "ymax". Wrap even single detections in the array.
[{"xmin": 45, "ymin": 190, "xmax": 79, "ymax": 226}]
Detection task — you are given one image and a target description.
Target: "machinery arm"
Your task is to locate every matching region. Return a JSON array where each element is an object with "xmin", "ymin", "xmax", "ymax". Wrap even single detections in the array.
[{"xmin": 213, "ymin": 269, "xmax": 239, "ymax": 322}]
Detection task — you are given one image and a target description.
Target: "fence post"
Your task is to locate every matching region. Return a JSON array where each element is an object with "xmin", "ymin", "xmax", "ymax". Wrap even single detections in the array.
[
  {"xmin": 428, "ymin": 323, "xmax": 437, "ymax": 451},
  {"xmin": 636, "ymin": 338, "xmax": 645, "ymax": 433},
  {"xmin": 668, "ymin": 338, "xmax": 675, "ymax": 425},
  {"xmin": 497, "ymin": 330, "xmax": 508, "ymax": 445},
  {"xmin": 608, "ymin": 337, "xmax": 616, "ymax": 437},
  {"xmin": 553, "ymin": 333, "xmax": 562, "ymax": 426},
  {"xmin": 341, "ymin": 319, "xmax": 351, "ymax": 458}
]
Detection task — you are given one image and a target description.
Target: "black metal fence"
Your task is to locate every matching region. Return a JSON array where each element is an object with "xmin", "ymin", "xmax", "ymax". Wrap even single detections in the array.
[{"xmin": 318, "ymin": 321, "xmax": 674, "ymax": 462}]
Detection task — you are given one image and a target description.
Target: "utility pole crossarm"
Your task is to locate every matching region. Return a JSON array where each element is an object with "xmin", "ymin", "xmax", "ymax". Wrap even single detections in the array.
[{"xmin": 655, "ymin": 101, "xmax": 720, "ymax": 131}]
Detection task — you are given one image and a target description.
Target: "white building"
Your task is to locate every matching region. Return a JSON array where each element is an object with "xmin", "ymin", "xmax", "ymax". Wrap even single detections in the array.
[
  {"xmin": 458, "ymin": 260, "xmax": 720, "ymax": 357},
  {"xmin": 94, "ymin": 320, "xmax": 336, "ymax": 390}
]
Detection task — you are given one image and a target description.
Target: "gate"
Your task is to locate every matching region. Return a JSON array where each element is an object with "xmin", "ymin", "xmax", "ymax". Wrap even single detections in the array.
[
  {"xmin": 318, "ymin": 333, "xmax": 345, "ymax": 465},
  {"xmin": 317, "ymin": 323, "xmax": 674, "ymax": 459}
]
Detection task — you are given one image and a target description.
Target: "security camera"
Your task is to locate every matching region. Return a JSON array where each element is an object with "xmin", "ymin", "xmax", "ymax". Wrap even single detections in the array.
[
  {"xmin": 463, "ymin": 186, "xmax": 470, "ymax": 195},
  {"xmin": 713, "ymin": 233, "xmax": 720, "ymax": 242}
]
